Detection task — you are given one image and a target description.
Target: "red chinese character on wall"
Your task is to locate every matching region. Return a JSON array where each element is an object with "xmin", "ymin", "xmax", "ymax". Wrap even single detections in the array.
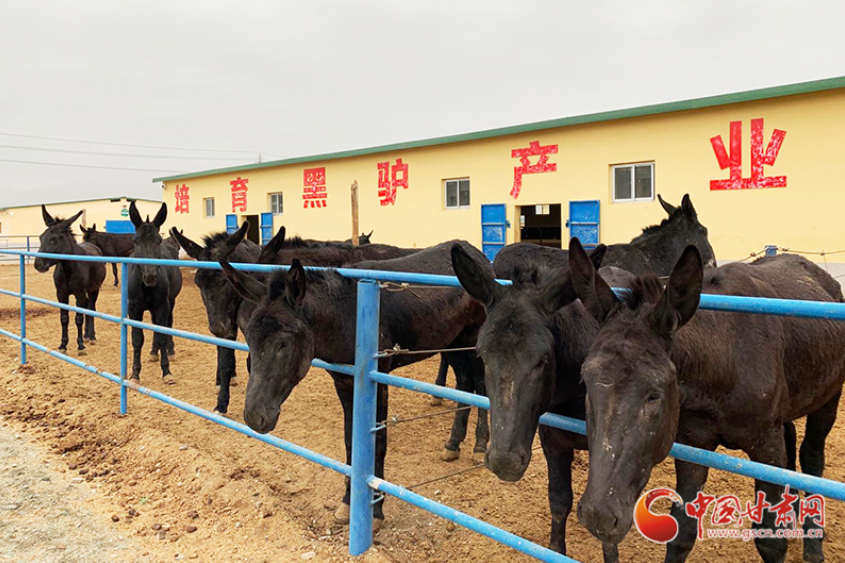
[
  {"xmin": 174, "ymin": 184, "xmax": 190, "ymax": 214},
  {"xmin": 303, "ymin": 167, "xmax": 327, "ymax": 208},
  {"xmin": 511, "ymin": 141, "xmax": 558, "ymax": 198},
  {"xmin": 377, "ymin": 158, "xmax": 409, "ymax": 206},
  {"xmin": 230, "ymin": 177, "xmax": 249, "ymax": 212},
  {"xmin": 710, "ymin": 118, "xmax": 787, "ymax": 190}
]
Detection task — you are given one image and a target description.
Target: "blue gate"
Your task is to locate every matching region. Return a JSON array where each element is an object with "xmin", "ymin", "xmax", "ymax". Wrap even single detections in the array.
[
  {"xmin": 481, "ymin": 204, "xmax": 507, "ymax": 262},
  {"xmin": 105, "ymin": 220, "xmax": 135, "ymax": 234},
  {"xmin": 260, "ymin": 213, "xmax": 273, "ymax": 245},
  {"xmin": 567, "ymin": 200, "xmax": 599, "ymax": 249},
  {"xmin": 225, "ymin": 214, "xmax": 238, "ymax": 235}
]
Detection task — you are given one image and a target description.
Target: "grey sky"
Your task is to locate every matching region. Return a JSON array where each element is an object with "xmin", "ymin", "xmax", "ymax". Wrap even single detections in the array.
[{"xmin": 1, "ymin": 0, "xmax": 843, "ymax": 207}]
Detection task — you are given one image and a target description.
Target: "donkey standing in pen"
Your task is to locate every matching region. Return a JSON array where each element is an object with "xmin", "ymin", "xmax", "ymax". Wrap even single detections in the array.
[
  {"xmin": 80, "ymin": 223, "xmax": 135, "ymax": 286},
  {"xmin": 218, "ymin": 240, "xmax": 490, "ymax": 528},
  {"xmin": 34, "ymin": 206, "xmax": 106, "ymax": 353},
  {"xmin": 570, "ymin": 240, "xmax": 845, "ymax": 563},
  {"xmin": 127, "ymin": 201, "xmax": 182, "ymax": 384}
]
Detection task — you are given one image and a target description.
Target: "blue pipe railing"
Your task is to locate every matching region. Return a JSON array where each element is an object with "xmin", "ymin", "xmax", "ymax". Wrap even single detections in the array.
[{"xmin": 1, "ymin": 248, "xmax": 845, "ymax": 563}]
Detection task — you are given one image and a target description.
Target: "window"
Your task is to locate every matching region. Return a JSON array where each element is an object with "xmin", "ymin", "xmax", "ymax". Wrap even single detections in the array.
[
  {"xmin": 269, "ymin": 192, "xmax": 283, "ymax": 215},
  {"xmin": 612, "ymin": 163, "xmax": 654, "ymax": 202},
  {"xmin": 203, "ymin": 198, "xmax": 215, "ymax": 218},
  {"xmin": 445, "ymin": 179, "xmax": 470, "ymax": 209}
]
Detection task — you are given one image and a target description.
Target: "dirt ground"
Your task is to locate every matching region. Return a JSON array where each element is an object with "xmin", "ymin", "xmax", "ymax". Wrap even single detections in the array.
[{"xmin": 0, "ymin": 263, "xmax": 842, "ymax": 563}]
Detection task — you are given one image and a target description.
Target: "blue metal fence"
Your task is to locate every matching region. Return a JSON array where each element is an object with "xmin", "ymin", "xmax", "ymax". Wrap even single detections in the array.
[{"xmin": 1, "ymin": 249, "xmax": 845, "ymax": 563}]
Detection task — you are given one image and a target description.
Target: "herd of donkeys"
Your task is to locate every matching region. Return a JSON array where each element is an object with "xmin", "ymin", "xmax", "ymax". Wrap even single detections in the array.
[{"xmin": 30, "ymin": 195, "xmax": 845, "ymax": 563}]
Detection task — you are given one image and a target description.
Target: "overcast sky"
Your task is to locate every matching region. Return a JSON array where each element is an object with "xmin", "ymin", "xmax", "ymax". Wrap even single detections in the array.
[{"xmin": 1, "ymin": 0, "xmax": 843, "ymax": 207}]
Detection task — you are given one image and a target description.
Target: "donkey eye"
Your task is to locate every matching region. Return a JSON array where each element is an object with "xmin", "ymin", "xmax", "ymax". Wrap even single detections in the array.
[
  {"xmin": 535, "ymin": 358, "xmax": 548, "ymax": 370},
  {"xmin": 646, "ymin": 393, "xmax": 662, "ymax": 403}
]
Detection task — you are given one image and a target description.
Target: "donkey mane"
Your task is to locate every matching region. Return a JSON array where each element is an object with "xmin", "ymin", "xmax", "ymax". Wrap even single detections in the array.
[
  {"xmin": 283, "ymin": 235, "xmax": 315, "ymax": 248},
  {"xmin": 201, "ymin": 231, "xmax": 233, "ymax": 248},
  {"xmin": 619, "ymin": 275, "xmax": 664, "ymax": 310},
  {"xmin": 638, "ymin": 207, "xmax": 686, "ymax": 236}
]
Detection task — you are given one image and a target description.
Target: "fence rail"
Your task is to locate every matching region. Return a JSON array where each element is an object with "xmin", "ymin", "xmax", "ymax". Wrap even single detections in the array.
[{"xmin": 0, "ymin": 248, "xmax": 844, "ymax": 563}]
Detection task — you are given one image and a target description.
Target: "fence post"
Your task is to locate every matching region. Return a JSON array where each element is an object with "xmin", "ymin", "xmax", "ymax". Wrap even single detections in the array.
[
  {"xmin": 349, "ymin": 279, "xmax": 380, "ymax": 555},
  {"xmin": 19, "ymin": 255, "xmax": 26, "ymax": 365},
  {"xmin": 765, "ymin": 245, "xmax": 777, "ymax": 257},
  {"xmin": 120, "ymin": 262, "xmax": 128, "ymax": 415}
]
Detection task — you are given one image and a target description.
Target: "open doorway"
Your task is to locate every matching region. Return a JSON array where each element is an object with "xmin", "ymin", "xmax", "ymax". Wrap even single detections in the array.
[
  {"xmin": 241, "ymin": 214, "xmax": 260, "ymax": 244},
  {"xmin": 517, "ymin": 204, "xmax": 562, "ymax": 248}
]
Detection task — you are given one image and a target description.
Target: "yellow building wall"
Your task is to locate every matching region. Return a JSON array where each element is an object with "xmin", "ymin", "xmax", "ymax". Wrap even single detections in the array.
[
  {"xmin": 0, "ymin": 198, "xmax": 166, "ymax": 239},
  {"xmin": 160, "ymin": 88, "xmax": 845, "ymax": 261}
]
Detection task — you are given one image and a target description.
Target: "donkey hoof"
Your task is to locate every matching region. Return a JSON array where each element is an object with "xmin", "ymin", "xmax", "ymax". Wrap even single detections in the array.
[
  {"xmin": 231, "ymin": 376, "xmax": 239, "ymax": 387},
  {"xmin": 334, "ymin": 503, "xmax": 350, "ymax": 524},
  {"xmin": 212, "ymin": 409, "xmax": 229, "ymax": 418},
  {"xmin": 167, "ymin": 350, "xmax": 176, "ymax": 357},
  {"xmin": 373, "ymin": 517, "xmax": 384, "ymax": 532},
  {"xmin": 148, "ymin": 353, "xmax": 160, "ymax": 363},
  {"xmin": 804, "ymin": 540, "xmax": 824, "ymax": 563},
  {"xmin": 129, "ymin": 374, "xmax": 140, "ymax": 382},
  {"xmin": 440, "ymin": 448, "xmax": 460, "ymax": 462},
  {"xmin": 58, "ymin": 345, "xmax": 67, "ymax": 352},
  {"xmin": 472, "ymin": 450, "xmax": 486, "ymax": 464},
  {"xmin": 429, "ymin": 396, "xmax": 443, "ymax": 407},
  {"xmin": 77, "ymin": 349, "xmax": 87, "ymax": 356},
  {"xmin": 162, "ymin": 374, "xmax": 176, "ymax": 385}
]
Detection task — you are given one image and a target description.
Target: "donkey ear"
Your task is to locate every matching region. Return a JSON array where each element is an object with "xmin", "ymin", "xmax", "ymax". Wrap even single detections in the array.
[
  {"xmin": 219, "ymin": 260, "xmax": 266, "ymax": 303},
  {"xmin": 657, "ymin": 194, "xmax": 676, "ymax": 216},
  {"xmin": 569, "ymin": 238, "xmax": 618, "ymax": 322},
  {"xmin": 366, "ymin": 230, "xmax": 374, "ymax": 238},
  {"xmin": 92, "ymin": 223, "xmax": 97, "ymax": 231},
  {"xmin": 541, "ymin": 244, "xmax": 608, "ymax": 313},
  {"xmin": 41, "ymin": 205, "xmax": 55, "ymax": 226},
  {"xmin": 681, "ymin": 194, "xmax": 697, "ymax": 219},
  {"xmin": 258, "ymin": 225, "xmax": 286, "ymax": 264},
  {"xmin": 652, "ymin": 246, "xmax": 702, "ymax": 336},
  {"xmin": 129, "ymin": 201, "xmax": 143, "ymax": 228},
  {"xmin": 58, "ymin": 210, "xmax": 84, "ymax": 230},
  {"xmin": 152, "ymin": 202, "xmax": 167, "ymax": 228},
  {"xmin": 451, "ymin": 243, "xmax": 500, "ymax": 306},
  {"xmin": 220, "ymin": 221, "xmax": 249, "ymax": 259},
  {"xmin": 283, "ymin": 259, "xmax": 308, "ymax": 307},
  {"xmin": 170, "ymin": 227, "xmax": 205, "ymax": 260}
]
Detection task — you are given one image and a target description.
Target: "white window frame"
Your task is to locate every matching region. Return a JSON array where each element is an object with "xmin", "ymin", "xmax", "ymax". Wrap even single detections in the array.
[
  {"xmin": 269, "ymin": 192, "xmax": 283, "ymax": 215},
  {"xmin": 203, "ymin": 197, "xmax": 215, "ymax": 218},
  {"xmin": 611, "ymin": 162, "xmax": 655, "ymax": 203},
  {"xmin": 444, "ymin": 178, "xmax": 470, "ymax": 210}
]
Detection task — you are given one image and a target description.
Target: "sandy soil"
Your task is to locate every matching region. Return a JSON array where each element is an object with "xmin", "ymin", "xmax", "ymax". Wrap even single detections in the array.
[{"xmin": 0, "ymin": 263, "xmax": 842, "ymax": 563}]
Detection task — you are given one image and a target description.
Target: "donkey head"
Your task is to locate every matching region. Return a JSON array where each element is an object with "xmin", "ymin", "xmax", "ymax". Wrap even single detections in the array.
[
  {"xmin": 570, "ymin": 237, "xmax": 702, "ymax": 545},
  {"xmin": 452, "ymin": 242, "xmax": 607, "ymax": 482},
  {"xmin": 129, "ymin": 201, "xmax": 168, "ymax": 287},
  {"xmin": 219, "ymin": 258, "xmax": 314, "ymax": 434},
  {"xmin": 171, "ymin": 223, "xmax": 254, "ymax": 339},
  {"xmin": 34, "ymin": 206, "xmax": 84, "ymax": 272},
  {"xmin": 637, "ymin": 194, "xmax": 716, "ymax": 270}
]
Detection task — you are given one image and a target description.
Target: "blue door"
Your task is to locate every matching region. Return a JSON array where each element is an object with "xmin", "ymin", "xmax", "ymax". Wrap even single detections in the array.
[
  {"xmin": 481, "ymin": 204, "xmax": 508, "ymax": 262},
  {"xmin": 260, "ymin": 213, "xmax": 273, "ymax": 245},
  {"xmin": 225, "ymin": 214, "xmax": 238, "ymax": 235},
  {"xmin": 567, "ymin": 200, "xmax": 600, "ymax": 249},
  {"xmin": 105, "ymin": 220, "xmax": 135, "ymax": 234}
]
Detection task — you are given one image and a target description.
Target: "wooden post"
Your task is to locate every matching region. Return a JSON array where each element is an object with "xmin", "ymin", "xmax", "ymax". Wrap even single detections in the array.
[{"xmin": 351, "ymin": 180, "xmax": 360, "ymax": 246}]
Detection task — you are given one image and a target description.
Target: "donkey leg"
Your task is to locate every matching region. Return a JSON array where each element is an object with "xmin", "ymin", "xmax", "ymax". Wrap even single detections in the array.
[
  {"xmin": 374, "ymin": 382, "xmax": 389, "ymax": 525},
  {"xmin": 470, "ymin": 354, "xmax": 489, "ymax": 459},
  {"xmin": 747, "ymin": 426, "xmax": 789, "ymax": 563},
  {"xmin": 74, "ymin": 295, "xmax": 87, "ymax": 353},
  {"xmin": 330, "ymin": 374, "xmax": 354, "ymax": 524},
  {"xmin": 430, "ymin": 355, "xmax": 448, "ymax": 406},
  {"xmin": 85, "ymin": 289, "xmax": 99, "ymax": 342},
  {"xmin": 665, "ymin": 458, "xmax": 712, "ymax": 563},
  {"xmin": 112, "ymin": 263, "xmax": 119, "ymax": 286},
  {"xmin": 151, "ymin": 308, "xmax": 174, "ymax": 384},
  {"xmin": 129, "ymin": 307, "xmax": 144, "ymax": 380},
  {"xmin": 539, "ymin": 426, "xmax": 575, "ymax": 554},
  {"xmin": 784, "ymin": 421, "xmax": 797, "ymax": 471},
  {"xmin": 58, "ymin": 293, "xmax": 70, "ymax": 351},
  {"xmin": 213, "ymin": 345, "xmax": 236, "ymax": 414},
  {"xmin": 166, "ymin": 302, "xmax": 176, "ymax": 356},
  {"xmin": 799, "ymin": 392, "xmax": 841, "ymax": 563},
  {"xmin": 442, "ymin": 354, "xmax": 473, "ymax": 462}
]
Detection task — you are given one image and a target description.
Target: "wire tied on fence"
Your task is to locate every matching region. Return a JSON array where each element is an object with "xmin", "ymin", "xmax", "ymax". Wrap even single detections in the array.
[
  {"xmin": 407, "ymin": 444, "xmax": 544, "ymax": 490},
  {"xmin": 382, "ymin": 404, "xmax": 473, "ymax": 427},
  {"xmin": 376, "ymin": 344, "xmax": 478, "ymax": 358}
]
